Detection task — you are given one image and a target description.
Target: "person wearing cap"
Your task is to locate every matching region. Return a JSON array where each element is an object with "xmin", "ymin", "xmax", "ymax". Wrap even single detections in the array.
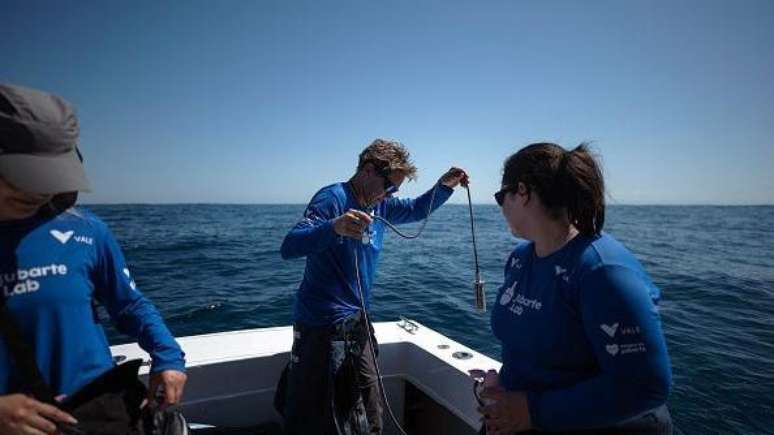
[
  {"xmin": 278, "ymin": 138, "xmax": 468, "ymax": 434},
  {"xmin": 0, "ymin": 83, "xmax": 187, "ymax": 435}
]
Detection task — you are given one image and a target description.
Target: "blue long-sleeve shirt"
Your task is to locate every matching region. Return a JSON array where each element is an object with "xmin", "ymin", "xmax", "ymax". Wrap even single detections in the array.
[
  {"xmin": 491, "ymin": 233, "xmax": 671, "ymax": 431},
  {"xmin": 0, "ymin": 208, "xmax": 186, "ymax": 396},
  {"xmin": 281, "ymin": 181, "xmax": 453, "ymax": 326}
]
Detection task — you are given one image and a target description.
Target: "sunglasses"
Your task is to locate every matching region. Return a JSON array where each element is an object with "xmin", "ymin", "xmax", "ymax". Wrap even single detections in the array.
[
  {"xmin": 381, "ymin": 172, "xmax": 399, "ymax": 195},
  {"xmin": 371, "ymin": 162, "xmax": 398, "ymax": 195},
  {"xmin": 494, "ymin": 187, "xmax": 518, "ymax": 207}
]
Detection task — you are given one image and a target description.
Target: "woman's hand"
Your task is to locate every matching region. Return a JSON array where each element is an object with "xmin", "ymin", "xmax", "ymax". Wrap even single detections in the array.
[
  {"xmin": 0, "ymin": 394, "xmax": 77, "ymax": 435},
  {"xmin": 148, "ymin": 370, "xmax": 187, "ymax": 408},
  {"xmin": 478, "ymin": 388, "xmax": 533, "ymax": 434}
]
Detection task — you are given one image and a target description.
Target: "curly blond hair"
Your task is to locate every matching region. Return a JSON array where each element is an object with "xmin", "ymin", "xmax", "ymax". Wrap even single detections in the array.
[{"xmin": 357, "ymin": 138, "xmax": 418, "ymax": 181}]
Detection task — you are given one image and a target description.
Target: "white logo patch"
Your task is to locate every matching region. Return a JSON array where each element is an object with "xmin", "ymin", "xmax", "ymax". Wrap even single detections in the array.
[
  {"xmin": 510, "ymin": 257, "xmax": 522, "ymax": 269},
  {"xmin": 606, "ymin": 344, "xmax": 620, "ymax": 356},
  {"xmin": 600, "ymin": 323, "xmax": 619, "ymax": 338},
  {"xmin": 1, "ymin": 264, "xmax": 68, "ymax": 298},
  {"xmin": 555, "ymin": 265, "xmax": 570, "ymax": 282},
  {"xmin": 123, "ymin": 268, "xmax": 138, "ymax": 290},
  {"xmin": 500, "ymin": 281, "xmax": 516, "ymax": 305},
  {"xmin": 50, "ymin": 230, "xmax": 74, "ymax": 244},
  {"xmin": 74, "ymin": 235, "xmax": 93, "ymax": 245}
]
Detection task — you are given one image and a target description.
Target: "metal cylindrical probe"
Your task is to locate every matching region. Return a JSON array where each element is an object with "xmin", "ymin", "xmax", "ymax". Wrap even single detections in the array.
[
  {"xmin": 466, "ymin": 184, "xmax": 485, "ymax": 313},
  {"xmin": 474, "ymin": 271, "xmax": 486, "ymax": 313}
]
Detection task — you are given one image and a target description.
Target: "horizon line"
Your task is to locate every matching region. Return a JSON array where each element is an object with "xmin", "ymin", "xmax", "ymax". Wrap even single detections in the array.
[{"xmin": 80, "ymin": 202, "xmax": 774, "ymax": 207}]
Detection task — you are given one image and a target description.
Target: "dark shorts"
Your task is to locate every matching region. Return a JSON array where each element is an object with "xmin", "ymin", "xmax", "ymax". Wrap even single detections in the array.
[
  {"xmin": 479, "ymin": 404, "xmax": 673, "ymax": 435},
  {"xmin": 276, "ymin": 311, "xmax": 383, "ymax": 435}
]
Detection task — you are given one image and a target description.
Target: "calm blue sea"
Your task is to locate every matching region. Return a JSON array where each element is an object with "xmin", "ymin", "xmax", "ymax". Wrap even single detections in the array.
[{"xmin": 90, "ymin": 204, "xmax": 774, "ymax": 435}]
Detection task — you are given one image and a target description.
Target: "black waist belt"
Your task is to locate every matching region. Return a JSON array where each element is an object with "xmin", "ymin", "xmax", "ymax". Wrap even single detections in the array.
[{"xmin": 295, "ymin": 310, "xmax": 369, "ymax": 341}]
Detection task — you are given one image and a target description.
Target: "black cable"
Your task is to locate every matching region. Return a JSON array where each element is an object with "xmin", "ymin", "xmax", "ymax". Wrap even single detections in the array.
[
  {"xmin": 353, "ymin": 250, "xmax": 409, "ymax": 435},
  {"xmin": 371, "ymin": 181, "xmax": 441, "ymax": 240},
  {"xmin": 326, "ymin": 248, "xmax": 407, "ymax": 435},
  {"xmin": 464, "ymin": 184, "xmax": 486, "ymax": 312},
  {"xmin": 465, "ymin": 185, "xmax": 481, "ymax": 277}
]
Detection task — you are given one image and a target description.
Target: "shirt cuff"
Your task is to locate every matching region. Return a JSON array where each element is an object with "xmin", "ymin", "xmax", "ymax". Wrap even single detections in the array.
[{"xmin": 150, "ymin": 360, "xmax": 187, "ymax": 374}]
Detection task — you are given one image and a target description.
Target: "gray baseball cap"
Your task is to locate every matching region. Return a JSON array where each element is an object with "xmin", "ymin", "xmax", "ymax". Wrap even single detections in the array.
[{"xmin": 0, "ymin": 83, "xmax": 91, "ymax": 194}]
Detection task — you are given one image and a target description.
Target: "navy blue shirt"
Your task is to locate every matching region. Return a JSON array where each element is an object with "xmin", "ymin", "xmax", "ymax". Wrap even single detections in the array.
[
  {"xmin": 0, "ymin": 208, "xmax": 185, "ymax": 395},
  {"xmin": 491, "ymin": 233, "xmax": 671, "ymax": 431},
  {"xmin": 281, "ymin": 182, "xmax": 453, "ymax": 326}
]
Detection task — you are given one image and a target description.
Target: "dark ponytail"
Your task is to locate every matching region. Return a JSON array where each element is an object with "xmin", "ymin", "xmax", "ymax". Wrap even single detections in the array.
[{"xmin": 502, "ymin": 142, "xmax": 605, "ymax": 236}]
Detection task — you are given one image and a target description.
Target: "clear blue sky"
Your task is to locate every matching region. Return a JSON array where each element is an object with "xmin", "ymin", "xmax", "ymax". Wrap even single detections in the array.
[{"xmin": 2, "ymin": 0, "xmax": 772, "ymax": 205}]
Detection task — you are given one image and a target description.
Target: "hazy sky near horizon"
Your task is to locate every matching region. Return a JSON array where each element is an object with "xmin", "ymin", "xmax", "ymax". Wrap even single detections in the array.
[{"xmin": 2, "ymin": 0, "xmax": 772, "ymax": 205}]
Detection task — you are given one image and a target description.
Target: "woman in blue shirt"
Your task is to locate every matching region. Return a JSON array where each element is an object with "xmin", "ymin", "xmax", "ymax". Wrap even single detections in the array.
[
  {"xmin": 0, "ymin": 83, "xmax": 187, "ymax": 435},
  {"xmin": 479, "ymin": 143, "xmax": 672, "ymax": 434}
]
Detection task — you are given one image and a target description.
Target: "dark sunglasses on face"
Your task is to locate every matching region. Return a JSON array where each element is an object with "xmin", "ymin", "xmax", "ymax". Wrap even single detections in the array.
[
  {"xmin": 494, "ymin": 187, "xmax": 518, "ymax": 207},
  {"xmin": 373, "ymin": 163, "xmax": 399, "ymax": 195},
  {"xmin": 381, "ymin": 173, "xmax": 398, "ymax": 195}
]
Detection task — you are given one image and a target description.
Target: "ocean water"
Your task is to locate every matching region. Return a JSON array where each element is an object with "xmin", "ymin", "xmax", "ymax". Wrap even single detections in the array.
[{"xmin": 90, "ymin": 204, "xmax": 774, "ymax": 435}]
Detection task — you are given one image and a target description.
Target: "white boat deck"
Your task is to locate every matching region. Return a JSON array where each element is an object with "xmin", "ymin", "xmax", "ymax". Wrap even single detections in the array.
[{"xmin": 111, "ymin": 319, "xmax": 501, "ymax": 433}]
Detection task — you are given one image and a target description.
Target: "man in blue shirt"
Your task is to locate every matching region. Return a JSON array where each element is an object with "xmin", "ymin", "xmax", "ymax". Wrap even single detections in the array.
[{"xmin": 278, "ymin": 138, "xmax": 467, "ymax": 434}]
